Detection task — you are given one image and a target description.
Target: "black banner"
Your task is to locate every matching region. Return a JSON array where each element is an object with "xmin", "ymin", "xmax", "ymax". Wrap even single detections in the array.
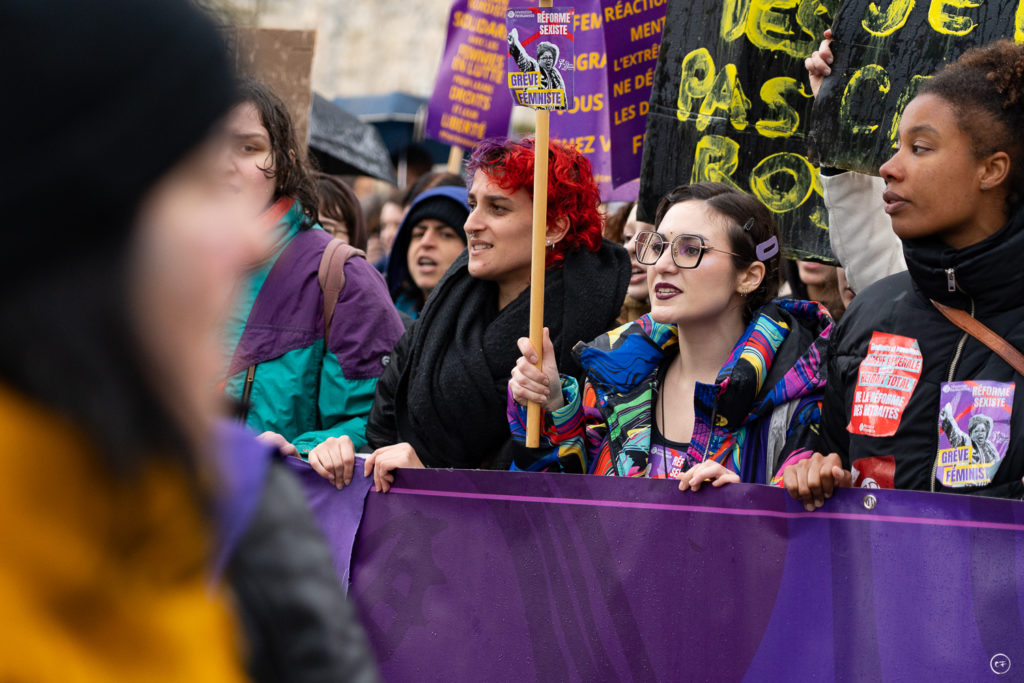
[
  {"xmin": 809, "ymin": 0, "xmax": 1022, "ymax": 175},
  {"xmin": 638, "ymin": 0, "xmax": 838, "ymax": 261}
]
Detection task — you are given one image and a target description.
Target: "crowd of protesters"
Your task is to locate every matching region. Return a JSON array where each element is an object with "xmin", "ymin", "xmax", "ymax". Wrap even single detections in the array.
[{"xmin": 6, "ymin": 0, "xmax": 1024, "ymax": 677}]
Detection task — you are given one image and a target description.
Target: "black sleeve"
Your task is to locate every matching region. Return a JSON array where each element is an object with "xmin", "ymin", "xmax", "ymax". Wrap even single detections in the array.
[
  {"xmin": 227, "ymin": 461, "xmax": 380, "ymax": 683},
  {"xmin": 821, "ymin": 323, "xmax": 853, "ymax": 466},
  {"xmin": 365, "ymin": 323, "xmax": 414, "ymax": 450}
]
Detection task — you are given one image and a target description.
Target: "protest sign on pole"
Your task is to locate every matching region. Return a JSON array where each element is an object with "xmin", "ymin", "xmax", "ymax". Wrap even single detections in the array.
[
  {"xmin": 426, "ymin": 0, "xmax": 516, "ymax": 150},
  {"xmin": 637, "ymin": 0, "xmax": 835, "ymax": 261},
  {"xmin": 810, "ymin": 0, "xmax": 1022, "ymax": 175},
  {"xmin": 505, "ymin": 3, "xmax": 574, "ymax": 446}
]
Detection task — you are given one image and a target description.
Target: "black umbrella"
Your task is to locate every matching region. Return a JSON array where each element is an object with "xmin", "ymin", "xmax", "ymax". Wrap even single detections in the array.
[{"xmin": 308, "ymin": 92, "xmax": 397, "ymax": 184}]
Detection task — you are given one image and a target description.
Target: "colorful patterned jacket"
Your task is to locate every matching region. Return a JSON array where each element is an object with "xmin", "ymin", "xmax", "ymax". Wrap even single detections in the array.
[
  {"xmin": 224, "ymin": 199, "xmax": 405, "ymax": 454},
  {"xmin": 508, "ymin": 299, "xmax": 832, "ymax": 484}
]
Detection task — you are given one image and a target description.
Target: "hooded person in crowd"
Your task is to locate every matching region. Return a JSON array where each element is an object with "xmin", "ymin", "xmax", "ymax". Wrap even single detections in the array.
[
  {"xmin": 386, "ymin": 186, "xmax": 470, "ymax": 318},
  {"xmin": 787, "ymin": 40, "xmax": 1024, "ymax": 508},
  {"xmin": 0, "ymin": 0, "xmax": 247, "ymax": 676},
  {"xmin": 509, "ymin": 183, "xmax": 832, "ymax": 486},
  {"xmin": 307, "ymin": 138, "xmax": 630, "ymax": 491},
  {"xmin": 220, "ymin": 79, "xmax": 405, "ymax": 461}
]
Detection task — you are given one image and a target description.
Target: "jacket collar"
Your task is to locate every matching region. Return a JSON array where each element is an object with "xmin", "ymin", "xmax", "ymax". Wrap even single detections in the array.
[
  {"xmin": 903, "ymin": 203, "xmax": 1024, "ymax": 313},
  {"xmin": 576, "ymin": 299, "xmax": 831, "ymax": 426}
]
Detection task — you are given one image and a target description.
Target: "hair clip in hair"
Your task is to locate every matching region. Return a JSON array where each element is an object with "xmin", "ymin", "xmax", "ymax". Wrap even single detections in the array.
[
  {"xmin": 756, "ymin": 235, "xmax": 779, "ymax": 262},
  {"xmin": 742, "ymin": 217, "xmax": 755, "ymax": 232}
]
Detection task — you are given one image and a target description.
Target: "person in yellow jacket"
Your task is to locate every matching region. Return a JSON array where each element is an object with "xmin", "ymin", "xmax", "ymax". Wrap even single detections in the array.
[{"xmin": 0, "ymin": 0, "xmax": 255, "ymax": 679}]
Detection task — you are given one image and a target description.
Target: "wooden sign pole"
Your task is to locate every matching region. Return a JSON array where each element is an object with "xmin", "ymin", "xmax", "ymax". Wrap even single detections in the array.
[{"xmin": 526, "ymin": 0, "xmax": 554, "ymax": 448}]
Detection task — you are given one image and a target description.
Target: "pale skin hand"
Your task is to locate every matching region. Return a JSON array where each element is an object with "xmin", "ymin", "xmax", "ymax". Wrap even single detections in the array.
[
  {"xmin": 365, "ymin": 442, "xmax": 424, "ymax": 494},
  {"xmin": 308, "ymin": 435, "xmax": 357, "ymax": 490},
  {"xmin": 676, "ymin": 459, "xmax": 740, "ymax": 492},
  {"xmin": 804, "ymin": 29, "xmax": 833, "ymax": 99},
  {"xmin": 256, "ymin": 431, "xmax": 299, "ymax": 458},
  {"xmin": 782, "ymin": 451, "xmax": 853, "ymax": 511},
  {"xmin": 510, "ymin": 327, "xmax": 564, "ymax": 412}
]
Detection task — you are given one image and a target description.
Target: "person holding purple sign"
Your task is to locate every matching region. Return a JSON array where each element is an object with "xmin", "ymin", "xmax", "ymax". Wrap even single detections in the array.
[{"xmin": 508, "ymin": 183, "xmax": 833, "ymax": 486}]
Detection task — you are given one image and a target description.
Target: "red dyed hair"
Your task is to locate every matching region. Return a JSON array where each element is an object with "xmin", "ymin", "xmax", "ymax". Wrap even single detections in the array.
[{"xmin": 466, "ymin": 137, "xmax": 604, "ymax": 268}]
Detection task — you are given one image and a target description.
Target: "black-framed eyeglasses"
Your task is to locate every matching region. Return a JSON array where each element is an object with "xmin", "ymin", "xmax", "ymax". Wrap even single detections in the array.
[{"xmin": 634, "ymin": 231, "xmax": 740, "ymax": 269}]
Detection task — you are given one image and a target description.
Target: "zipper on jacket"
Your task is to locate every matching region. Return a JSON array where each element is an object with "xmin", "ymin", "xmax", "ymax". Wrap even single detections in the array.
[
  {"xmin": 931, "ymin": 295, "xmax": 975, "ymax": 491},
  {"xmin": 240, "ymin": 364, "xmax": 257, "ymax": 421},
  {"xmin": 945, "ymin": 267, "xmax": 956, "ymax": 293}
]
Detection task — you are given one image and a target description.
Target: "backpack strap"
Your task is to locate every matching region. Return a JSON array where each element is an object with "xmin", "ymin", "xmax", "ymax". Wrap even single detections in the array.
[
  {"xmin": 318, "ymin": 239, "xmax": 364, "ymax": 347},
  {"xmin": 931, "ymin": 299, "xmax": 1024, "ymax": 376}
]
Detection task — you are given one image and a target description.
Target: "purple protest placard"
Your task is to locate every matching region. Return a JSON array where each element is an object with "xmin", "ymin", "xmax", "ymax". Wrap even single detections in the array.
[
  {"xmin": 602, "ymin": 0, "xmax": 665, "ymax": 187},
  {"xmin": 425, "ymin": 0, "xmax": 515, "ymax": 149},
  {"xmin": 292, "ymin": 468, "xmax": 1024, "ymax": 680},
  {"xmin": 506, "ymin": 7, "xmax": 575, "ymax": 110}
]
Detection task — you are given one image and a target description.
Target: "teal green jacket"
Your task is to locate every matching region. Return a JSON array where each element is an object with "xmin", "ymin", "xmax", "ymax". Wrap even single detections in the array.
[{"xmin": 224, "ymin": 199, "xmax": 405, "ymax": 454}]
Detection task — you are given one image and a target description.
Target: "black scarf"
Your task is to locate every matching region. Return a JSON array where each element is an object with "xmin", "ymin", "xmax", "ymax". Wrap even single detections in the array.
[{"xmin": 394, "ymin": 241, "xmax": 629, "ymax": 469}]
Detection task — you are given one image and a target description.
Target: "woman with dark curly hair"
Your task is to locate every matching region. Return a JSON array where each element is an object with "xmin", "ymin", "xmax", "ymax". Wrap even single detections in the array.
[
  {"xmin": 786, "ymin": 40, "xmax": 1024, "ymax": 508},
  {"xmin": 221, "ymin": 79, "xmax": 404, "ymax": 462},
  {"xmin": 308, "ymin": 137, "xmax": 630, "ymax": 490},
  {"xmin": 509, "ymin": 183, "xmax": 832, "ymax": 485}
]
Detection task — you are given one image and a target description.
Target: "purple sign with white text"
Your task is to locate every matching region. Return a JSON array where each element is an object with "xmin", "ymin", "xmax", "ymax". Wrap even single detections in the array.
[
  {"xmin": 601, "ymin": 0, "xmax": 665, "ymax": 187},
  {"xmin": 426, "ymin": 0, "xmax": 515, "ymax": 149}
]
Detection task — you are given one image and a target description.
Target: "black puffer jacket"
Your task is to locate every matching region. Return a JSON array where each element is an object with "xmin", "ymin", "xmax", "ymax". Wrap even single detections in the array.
[{"xmin": 821, "ymin": 204, "xmax": 1024, "ymax": 498}]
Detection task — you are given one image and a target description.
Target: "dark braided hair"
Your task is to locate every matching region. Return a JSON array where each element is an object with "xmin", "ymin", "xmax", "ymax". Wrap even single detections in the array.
[{"xmin": 919, "ymin": 40, "xmax": 1024, "ymax": 206}]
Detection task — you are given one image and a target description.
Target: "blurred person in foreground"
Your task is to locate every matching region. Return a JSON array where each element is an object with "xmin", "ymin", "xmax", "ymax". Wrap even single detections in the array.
[
  {"xmin": 0, "ymin": 0, "xmax": 248, "ymax": 678},
  {"xmin": 0, "ymin": 4, "xmax": 381, "ymax": 680}
]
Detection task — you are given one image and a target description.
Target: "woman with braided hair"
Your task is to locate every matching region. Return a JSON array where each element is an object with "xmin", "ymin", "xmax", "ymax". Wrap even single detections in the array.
[{"xmin": 787, "ymin": 40, "xmax": 1024, "ymax": 508}]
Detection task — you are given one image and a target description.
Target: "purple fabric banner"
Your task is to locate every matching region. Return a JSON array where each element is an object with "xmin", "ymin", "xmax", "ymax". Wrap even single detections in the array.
[
  {"xmin": 300, "ymin": 468, "xmax": 1024, "ymax": 681},
  {"xmin": 426, "ymin": 0, "xmax": 515, "ymax": 149},
  {"xmin": 283, "ymin": 456, "xmax": 372, "ymax": 588}
]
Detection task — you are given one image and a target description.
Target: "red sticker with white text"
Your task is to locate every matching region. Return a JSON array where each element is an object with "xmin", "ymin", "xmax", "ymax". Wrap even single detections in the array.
[{"xmin": 847, "ymin": 332, "xmax": 923, "ymax": 437}]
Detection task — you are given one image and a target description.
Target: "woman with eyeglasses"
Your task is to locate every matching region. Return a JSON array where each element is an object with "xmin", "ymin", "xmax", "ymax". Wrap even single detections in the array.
[{"xmin": 508, "ymin": 183, "xmax": 833, "ymax": 487}]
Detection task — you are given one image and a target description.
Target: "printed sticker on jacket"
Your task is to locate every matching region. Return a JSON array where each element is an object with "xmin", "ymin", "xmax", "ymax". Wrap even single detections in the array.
[
  {"xmin": 847, "ymin": 332, "xmax": 923, "ymax": 437},
  {"xmin": 851, "ymin": 456, "xmax": 895, "ymax": 488},
  {"xmin": 935, "ymin": 380, "xmax": 1014, "ymax": 488}
]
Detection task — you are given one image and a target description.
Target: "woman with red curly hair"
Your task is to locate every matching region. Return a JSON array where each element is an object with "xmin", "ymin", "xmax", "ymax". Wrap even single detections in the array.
[{"xmin": 306, "ymin": 137, "xmax": 629, "ymax": 490}]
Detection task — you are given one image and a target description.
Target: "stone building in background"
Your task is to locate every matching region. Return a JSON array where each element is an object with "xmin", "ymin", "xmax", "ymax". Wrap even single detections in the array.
[{"xmin": 203, "ymin": 0, "xmax": 451, "ymax": 99}]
